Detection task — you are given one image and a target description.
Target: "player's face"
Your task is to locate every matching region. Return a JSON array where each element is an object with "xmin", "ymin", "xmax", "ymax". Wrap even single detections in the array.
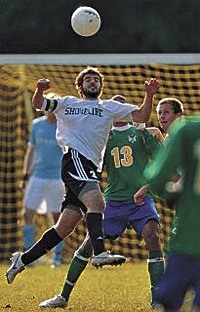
[
  {"xmin": 157, "ymin": 103, "xmax": 179, "ymax": 133},
  {"xmin": 81, "ymin": 73, "xmax": 102, "ymax": 98}
]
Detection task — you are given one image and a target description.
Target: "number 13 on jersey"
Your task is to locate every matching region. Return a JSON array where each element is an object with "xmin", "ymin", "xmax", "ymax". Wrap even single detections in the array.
[{"xmin": 111, "ymin": 146, "xmax": 133, "ymax": 168}]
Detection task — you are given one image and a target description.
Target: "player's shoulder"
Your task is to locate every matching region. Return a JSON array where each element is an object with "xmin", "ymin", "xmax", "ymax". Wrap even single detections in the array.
[
  {"xmin": 101, "ymin": 99, "xmax": 136, "ymax": 112},
  {"xmin": 180, "ymin": 116, "xmax": 200, "ymax": 139},
  {"xmin": 103, "ymin": 99, "xmax": 131, "ymax": 105},
  {"xmin": 101, "ymin": 99, "xmax": 115, "ymax": 106},
  {"xmin": 170, "ymin": 116, "xmax": 200, "ymax": 137},
  {"xmin": 185, "ymin": 116, "xmax": 200, "ymax": 128},
  {"xmin": 59, "ymin": 95, "xmax": 77, "ymax": 103},
  {"xmin": 50, "ymin": 95, "xmax": 78, "ymax": 106},
  {"xmin": 127, "ymin": 125, "xmax": 138, "ymax": 133}
]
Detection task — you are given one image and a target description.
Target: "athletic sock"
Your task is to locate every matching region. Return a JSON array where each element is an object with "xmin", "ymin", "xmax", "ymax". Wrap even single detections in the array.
[
  {"xmin": 21, "ymin": 227, "xmax": 62, "ymax": 266},
  {"xmin": 147, "ymin": 250, "xmax": 165, "ymax": 305},
  {"xmin": 23, "ymin": 223, "xmax": 35, "ymax": 250},
  {"xmin": 86, "ymin": 212, "xmax": 104, "ymax": 256},
  {"xmin": 61, "ymin": 247, "xmax": 91, "ymax": 301}
]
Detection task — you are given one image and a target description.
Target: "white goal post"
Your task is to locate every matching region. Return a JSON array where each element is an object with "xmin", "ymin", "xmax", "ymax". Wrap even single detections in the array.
[{"xmin": 0, "ymin": 53, "xmax": 199, "ymax": 65}]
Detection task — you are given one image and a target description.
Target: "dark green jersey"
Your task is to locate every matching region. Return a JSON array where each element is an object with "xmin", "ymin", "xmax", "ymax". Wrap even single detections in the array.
[
  {"xmin": 145, "ymin": 116, "xmax": 200, "ymax": 257},
  {"xmin": 104, "ymin": 125, "xmax": 160, "ymax": 201}
]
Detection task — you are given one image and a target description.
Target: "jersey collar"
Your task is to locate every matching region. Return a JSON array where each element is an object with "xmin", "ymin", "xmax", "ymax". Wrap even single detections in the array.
[{"xmin": 112, "ymin": 124, "xmax": 131, "ymax": 131}]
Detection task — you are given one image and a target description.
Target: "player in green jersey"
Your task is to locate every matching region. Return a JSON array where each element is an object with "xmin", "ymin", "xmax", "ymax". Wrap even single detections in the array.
[
  {"xmin": 39, "ymin": 95, "xmax": 165, "ymax": 309},
  {"xmin": 156, "ymin": 97, "xmax": 184, "ymax": 139},
  {"xmin": 134, "ymin": 116, "xmax": 200, "ymax": 311},
  {"xmin": 156, "ymin": 97, "xmax": 184, "ymax": 247}
]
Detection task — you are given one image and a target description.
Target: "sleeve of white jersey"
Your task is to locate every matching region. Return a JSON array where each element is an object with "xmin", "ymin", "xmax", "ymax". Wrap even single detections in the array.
[
  {"xmin": 39, "ymin": 94, "xmax": 60, "ymax": 112},
  {"xmin": 109, "ymin": 100, "xmax": 138, "ymax": 122}
]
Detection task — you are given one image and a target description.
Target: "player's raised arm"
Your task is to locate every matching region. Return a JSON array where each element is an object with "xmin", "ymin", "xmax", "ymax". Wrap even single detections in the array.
[
  {"xmin": 32, "ymin": 78, "xmax": 51, "ymax": 109},
  {"xmin": 132, "ymin": 78, "xmax": 159, "ymax": 123}
]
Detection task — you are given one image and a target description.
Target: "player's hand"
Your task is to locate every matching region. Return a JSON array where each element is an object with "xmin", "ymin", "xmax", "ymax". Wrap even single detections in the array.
[
  {"xmin": 144, "ymin": 78, "xmax": 159, "ymax": 96},
  {"xmin": 37, "ymin": 78, "xmax": 51, "ymax": 92},
  {"xmin": 134, "ymin": 185, "xmax": 149, "ymax": 206}
]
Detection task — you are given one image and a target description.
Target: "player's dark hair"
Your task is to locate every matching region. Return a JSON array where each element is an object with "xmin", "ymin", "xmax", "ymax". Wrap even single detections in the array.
[
  {"xmin": 75, "ymin": 66, "xmax": 104, "ymax": 89},
  {"xmin": 156, "ymin": 98, "xmax": 184, "ymax": 114}
]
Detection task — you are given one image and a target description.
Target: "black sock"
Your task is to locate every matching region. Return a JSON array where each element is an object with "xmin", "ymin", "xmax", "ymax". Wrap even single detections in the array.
[
  {"xmin": 86, "ymin": 213, "xmax": 104, "ymax": 256},
  {"xmin": 21, "ymin": 227, "xmax": 62, "ymax": 265}
]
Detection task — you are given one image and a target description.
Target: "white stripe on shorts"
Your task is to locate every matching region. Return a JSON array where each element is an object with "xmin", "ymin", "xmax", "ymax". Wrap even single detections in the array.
[{"xmin": 71, "ymin": 149, "xmax": 88, "ymax": 180}]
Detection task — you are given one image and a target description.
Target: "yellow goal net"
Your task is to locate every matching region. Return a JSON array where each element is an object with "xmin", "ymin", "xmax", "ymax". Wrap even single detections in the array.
[{"xmin": 0, "ymin": 55, "xmax": 199, "ymax": 262}]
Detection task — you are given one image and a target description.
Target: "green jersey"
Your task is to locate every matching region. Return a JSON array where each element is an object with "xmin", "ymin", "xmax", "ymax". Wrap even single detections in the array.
[
  {"xmin": 145, "ymin": 116, "xmax": 200, "ymax": 257},
  {"xmin": 104, "ymin": 125, "xmax": 160, "ymax": 201}
]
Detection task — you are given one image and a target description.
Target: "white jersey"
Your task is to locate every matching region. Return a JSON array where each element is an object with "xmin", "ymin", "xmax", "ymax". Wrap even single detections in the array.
[{"xmin": 41, "ymin": 95, "xmax": 138, "ymax": 169}]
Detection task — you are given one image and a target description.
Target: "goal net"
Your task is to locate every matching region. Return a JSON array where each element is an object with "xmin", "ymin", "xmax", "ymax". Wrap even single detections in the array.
[{"xmin": 0, "ymin": 54, "xmax": 199, "ymax": 262}]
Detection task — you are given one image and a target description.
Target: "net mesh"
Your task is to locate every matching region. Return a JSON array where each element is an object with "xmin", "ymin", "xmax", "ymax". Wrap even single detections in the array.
[{"xmin": 0, "ymin": 63, "xmax": 199, "ymax": 262}]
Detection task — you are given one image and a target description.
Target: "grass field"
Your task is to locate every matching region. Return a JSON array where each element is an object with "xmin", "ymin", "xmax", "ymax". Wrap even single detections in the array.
[{"xmin": 0, "ymin": 261, "xmax": 192, "ymax": 311}]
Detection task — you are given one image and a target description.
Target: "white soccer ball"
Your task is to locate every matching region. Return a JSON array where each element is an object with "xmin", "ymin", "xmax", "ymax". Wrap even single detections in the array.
[{"xmin": 71, "ymin": 6, "xmax": 101, "ymax": 37}]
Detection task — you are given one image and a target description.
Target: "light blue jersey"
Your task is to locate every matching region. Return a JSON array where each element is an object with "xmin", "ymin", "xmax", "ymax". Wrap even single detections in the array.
[{"xmin": 30, "ymin": 116, "xmax": 63, "ymax": 179}]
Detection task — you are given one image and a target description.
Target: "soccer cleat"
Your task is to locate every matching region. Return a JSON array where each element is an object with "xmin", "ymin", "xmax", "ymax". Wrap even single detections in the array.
[
  {"xmin": 6, "ymin": 252, "xmax": 25, "ymax": 284},
  {"xmin": 91, "ymin": 251, "xmax": 126, "ymax": 268},
  {"xmin": 39, "ymin": 295, "xmax": 67, "ymax": 308}
]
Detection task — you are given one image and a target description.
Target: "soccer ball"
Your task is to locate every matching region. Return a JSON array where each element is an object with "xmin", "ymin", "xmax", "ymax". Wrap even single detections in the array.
[{"xmin": 71, "ymin": 6, "xmax": 101, "ymax": 37}]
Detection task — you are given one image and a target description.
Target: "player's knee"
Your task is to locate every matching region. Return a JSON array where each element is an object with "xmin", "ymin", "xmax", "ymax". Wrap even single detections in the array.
[
  {"xmin": 144, "ymin": 231, "xmax": 160, "ymax": 248},
  {"xmin": 81, "ymin": 189, "xmax": 105, "ymax": 213},
  {"xmin": 55, "ymin": 224, "xmax": 75, "ymax": 239},
  {"xmin": 143, "ymin": 221, "xmax": 161, "ymax": 246}
]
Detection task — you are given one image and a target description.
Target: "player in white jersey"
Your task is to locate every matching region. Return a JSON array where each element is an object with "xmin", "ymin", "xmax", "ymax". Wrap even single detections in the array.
[
  {"xmin": 38, "ymin": 95, "xmax": 164, "ymax": 309},
  {"xmin": 6, "ymin": 67, "xmax": 159, "ymax": 287}
]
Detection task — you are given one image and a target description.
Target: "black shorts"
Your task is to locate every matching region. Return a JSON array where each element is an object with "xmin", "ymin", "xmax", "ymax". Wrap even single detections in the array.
[{"xmin": 61, "ymin": 148, "xmax": 100, "ymax": 214}]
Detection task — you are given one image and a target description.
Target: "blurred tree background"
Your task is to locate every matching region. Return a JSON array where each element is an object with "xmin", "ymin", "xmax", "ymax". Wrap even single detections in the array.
[{"xmin": 0, "ymin": 0, "xmax": 199, "ymax": 53}]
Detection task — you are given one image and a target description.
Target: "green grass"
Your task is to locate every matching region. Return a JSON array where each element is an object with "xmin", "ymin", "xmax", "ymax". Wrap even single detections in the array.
[{"xmin": 0, "ymin": 261, "xmax": 192, "ymax": 312}]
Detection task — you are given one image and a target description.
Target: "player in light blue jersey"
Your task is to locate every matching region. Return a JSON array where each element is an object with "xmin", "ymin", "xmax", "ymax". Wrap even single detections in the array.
[{"xmin": 21, "ymin": 111, "xmax": 65, "ymax": 267}]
